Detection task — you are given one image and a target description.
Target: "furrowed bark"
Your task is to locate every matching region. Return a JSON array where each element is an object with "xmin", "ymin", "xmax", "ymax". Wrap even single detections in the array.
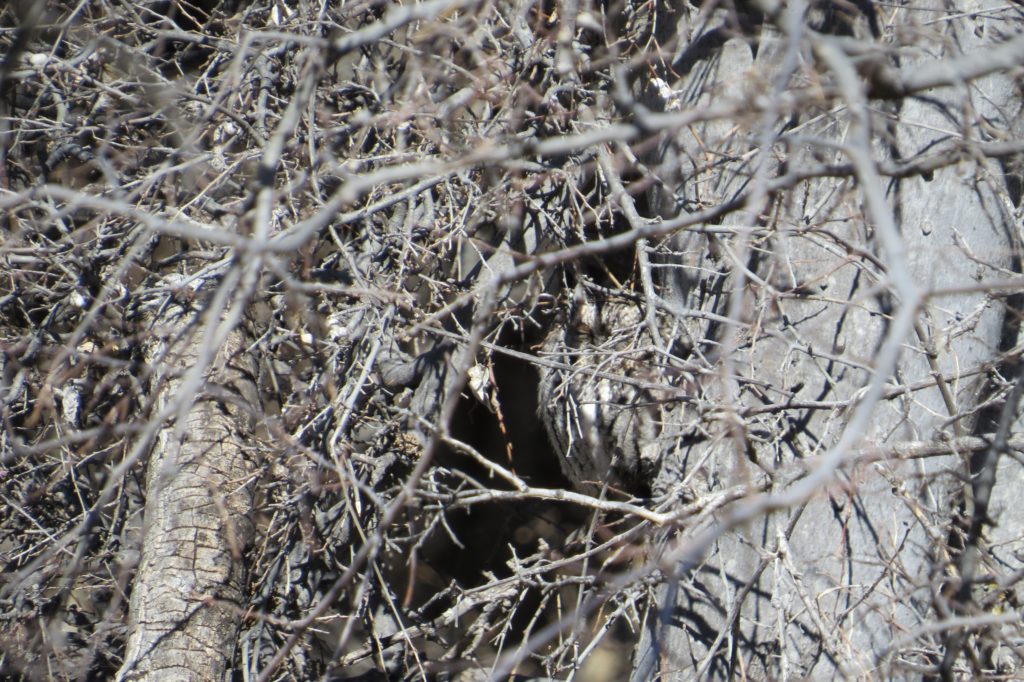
[{"xmin": 118, "ymin": 311, "xmax": 257, "ymax": 682}]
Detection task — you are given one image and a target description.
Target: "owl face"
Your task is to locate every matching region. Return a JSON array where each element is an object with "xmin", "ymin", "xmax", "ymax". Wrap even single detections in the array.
[{"xmin": 538, "ymin": 287, "xmax": 656, "ymax": 495}]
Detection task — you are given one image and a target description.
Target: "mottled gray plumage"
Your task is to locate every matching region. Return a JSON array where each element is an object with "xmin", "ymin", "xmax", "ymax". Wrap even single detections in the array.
[{"xmin": 537, "ymin": 291, "xmax": 660, "ymax": 495}]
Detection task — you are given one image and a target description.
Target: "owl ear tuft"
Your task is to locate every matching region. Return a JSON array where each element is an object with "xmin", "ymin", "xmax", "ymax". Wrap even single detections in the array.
[
  {"xmin": 569, "ymin": 282, "xmax": 605, "ymax": 338},
  {"xmin": 569, "ymin": 282, "xmax": 588, "ymax": 319}
]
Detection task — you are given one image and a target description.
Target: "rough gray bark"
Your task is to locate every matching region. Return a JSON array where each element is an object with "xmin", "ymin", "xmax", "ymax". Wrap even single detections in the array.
[
  {"xmin": 625, "ymin": 2, "xmax": 1024, "ymax": 679},
  {"xmin": 117, "ymin": 307, "xmax": 257, "ymax": 681}
]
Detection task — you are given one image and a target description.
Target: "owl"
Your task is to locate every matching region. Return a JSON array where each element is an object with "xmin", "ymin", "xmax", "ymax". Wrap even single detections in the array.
[{"xmin": 537, "ymin": 288, "xmax": 661, "ymax": 496}]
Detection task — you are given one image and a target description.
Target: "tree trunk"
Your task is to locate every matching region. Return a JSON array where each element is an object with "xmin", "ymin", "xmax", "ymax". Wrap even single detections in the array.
[
  {"xmin": 118, "ymin": 302, "xmax": 257, "ymax": 681},
  {"xmin": 630, "ymin": 2, "xmax": 1024, "ymax": 679}
]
